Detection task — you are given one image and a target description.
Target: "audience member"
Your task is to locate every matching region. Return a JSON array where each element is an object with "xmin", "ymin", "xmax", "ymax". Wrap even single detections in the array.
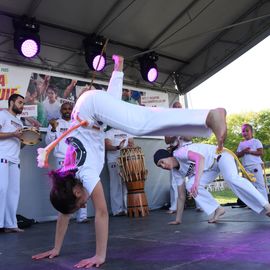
[
  {"xmin": 0, "ymin": 94, "xmax": 25, "ymax": 232},
  {"xmin": 236, "ymin": 123, "xmax": 268, "ymax": 200}
]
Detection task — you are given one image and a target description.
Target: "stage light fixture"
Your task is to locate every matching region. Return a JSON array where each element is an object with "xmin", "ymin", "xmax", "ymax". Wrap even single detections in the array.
[
  {"xmin": 84, "ymin": 34, "xmax": 107, "ymax": 71},
  {"xmin": 13, "ymin": 16, "xmax": 40, "ymax": 58},
  {"xmin": 139, "ymin": 52, "xmax": 159, "ymax": 83}
]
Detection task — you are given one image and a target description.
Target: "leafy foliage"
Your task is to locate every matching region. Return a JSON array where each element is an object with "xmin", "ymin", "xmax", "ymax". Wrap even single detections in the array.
[{"xmin": 193, "ymin": 110, "xmax": 270, "ymax": 163}]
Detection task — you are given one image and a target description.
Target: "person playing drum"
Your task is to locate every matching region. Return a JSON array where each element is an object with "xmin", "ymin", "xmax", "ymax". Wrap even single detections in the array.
[
  {"xmin": 0, "ymin": 94, "xmax": 25, "ymax": 233},
  {"xmin": 33, "ymin": 55, "xmax": 227, "ymax": 268},
  {"xmin": 105, "ymin": 127, "xmax": 134, "ymax": 216}
]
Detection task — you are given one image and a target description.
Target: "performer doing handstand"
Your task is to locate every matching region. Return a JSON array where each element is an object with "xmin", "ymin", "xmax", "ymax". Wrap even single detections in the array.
[{"xmin": 33, "ymin": 55, "xmax": 227, "ymax": 268}]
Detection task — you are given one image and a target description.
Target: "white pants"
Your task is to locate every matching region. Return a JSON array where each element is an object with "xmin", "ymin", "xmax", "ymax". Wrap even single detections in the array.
[
  {"xmin": 186, "ymin": 151, "xmax": 268, "ymax": 215},
  {"xmin": 56, "ymin": 158, "xmax": 88, "ymax": 222},
  {"xmin": 91, "ymin": 89, "xmax": 212, "ymax": 137},
  {"xmin": 76, "ymin": 71, "xmax": 212, "ymax": 138},
  {"xmin": 245, "ymin": 164, "xmax": 268, "ymax": 201},
  {"xmin": 169, "ymin": 170, "xmax": 179, "ymax": 211},
  {"xmin": 107, "ymin": 161, "xmax": 127, "ymax": 215},
  {"xmin": 0, "ymin": 160, "xmax": 20, "ymax": 228}
]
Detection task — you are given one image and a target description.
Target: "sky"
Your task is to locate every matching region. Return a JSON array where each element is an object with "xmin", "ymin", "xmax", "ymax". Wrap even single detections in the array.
[{"xmin": 186, "ymin": 35, "xmax": 270, "ymax": 115}]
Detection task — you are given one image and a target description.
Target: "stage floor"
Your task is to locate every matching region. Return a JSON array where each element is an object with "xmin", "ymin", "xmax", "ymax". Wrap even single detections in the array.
[{"xmin": 1, "ymin": 206, "xmax": 270, "ymax": 270}]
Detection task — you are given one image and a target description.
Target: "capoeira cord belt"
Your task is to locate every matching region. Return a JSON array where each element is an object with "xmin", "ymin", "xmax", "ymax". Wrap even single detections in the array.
[
  {"xmin": 222, "ymin": 147, "xmax": 256, "ymax": 182},
  {"xmin": 37, "ymin": 117, "xmax": 89, "ymax": 168}
]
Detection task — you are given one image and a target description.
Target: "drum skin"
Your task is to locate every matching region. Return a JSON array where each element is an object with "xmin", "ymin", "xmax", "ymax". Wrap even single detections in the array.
[{"xmin": 20, "ymin": 127, "xmax": 42, "ymax": 145}]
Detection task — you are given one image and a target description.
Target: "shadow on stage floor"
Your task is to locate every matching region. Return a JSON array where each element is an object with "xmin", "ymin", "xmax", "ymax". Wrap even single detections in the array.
[{"xmin": 1, "ymin": 206, "xmax": 270, "ymax": 270}]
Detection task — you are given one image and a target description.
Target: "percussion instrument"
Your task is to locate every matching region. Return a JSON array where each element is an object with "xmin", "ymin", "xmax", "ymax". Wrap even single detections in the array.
[
  {"xmin": 20, "ymin": 127, "xmax": 42, "ymax": 145},
  {"xmin": 118, "ymin": 147, "xmax": 149, "ymax": 217}
]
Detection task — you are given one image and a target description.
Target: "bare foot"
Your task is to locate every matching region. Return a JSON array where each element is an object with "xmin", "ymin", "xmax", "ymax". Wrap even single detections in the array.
[
  {"xmin": 206, "ymin": 108, "xmax": 227, "ymax": 152},
  {"xmin": 166, "ymin": 210, "xmax": 176, "ymax": 214},
  {"xmin": 112, "ymin": 55, "xmax": 124, "ymax": 72},
  {"xmin": 168, "ymin": 220, "xmax": 181, "ymax": 225},
  {"xmin": 4, "ymin": 228, "xmax": 24, "ymax": 233},
  {"xmin": 208, "ymin": 207, "xmax": 225, "ymax": 223}
]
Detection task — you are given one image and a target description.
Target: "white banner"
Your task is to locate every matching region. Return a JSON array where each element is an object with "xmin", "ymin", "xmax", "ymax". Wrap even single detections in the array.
[
  {"xmin": 0, "ymin": 65, "xmax": 31, "ymax": 108},
  {"xmin": 0, "ymin": 63, "xmax": 169, "ymax": 130},
  {"xmin": 141, "ymin": 90, "xmax": 169, "ymax": 107}
]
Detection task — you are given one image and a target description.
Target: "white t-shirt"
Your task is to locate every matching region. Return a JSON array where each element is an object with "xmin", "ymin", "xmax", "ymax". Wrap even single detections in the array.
[
  {"xmin": 45, "ymin": 118, "xmax": 72, "ymax": 158},
  {"xmin": 70, "ymin": 89, "xmax": 107, "ymax": 196},
  {"xmin": 42, "ymin": 98, "xmax": 61, "ymax": 121},
  {"xmin": 0, "ymin": 110, "xmax": 23, "ymax": 163},
  {"xmin": 105, "ymin": 128, "xmax": 132, "ymax": 163},
  {"xmin": 68, "ymin": 127, "xmax": 105, "ymax": 195},
  {"xmin": 173, "ymin": 144, "xmax": 218, "ymax": 178},
  {"xmin": 237, "ymin": 138, "xmax": 263, "ymax": 166}
]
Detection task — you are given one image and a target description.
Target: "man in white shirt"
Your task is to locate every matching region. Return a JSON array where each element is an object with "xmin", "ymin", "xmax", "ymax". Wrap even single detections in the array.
[
  {"xmin": 0, "ymin": 94, "xmax": 25, "ymax": 232},
  {"xmin": 45, "ymin": 102, "xmax": 88, "ymax": 223},
  {"xmin": 105, "ymin": 127, "xmax": 134, "ymax": 216}
]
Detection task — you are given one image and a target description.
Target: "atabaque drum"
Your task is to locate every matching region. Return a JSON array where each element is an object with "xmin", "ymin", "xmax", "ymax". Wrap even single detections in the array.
[{"xmin": 118, "ymin": 147, "xmax": 149, "ymax": 217}]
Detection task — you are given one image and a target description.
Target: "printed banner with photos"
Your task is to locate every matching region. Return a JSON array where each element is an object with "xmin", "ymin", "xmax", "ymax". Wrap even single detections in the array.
[{"xmin": 0, "ymin": 63, "xmax": 169, "ymax": 130}]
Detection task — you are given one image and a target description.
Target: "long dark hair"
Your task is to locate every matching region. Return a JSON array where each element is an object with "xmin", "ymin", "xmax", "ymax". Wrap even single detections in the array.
[{"xmin": 49, "ymin": 169, "xmax": 82, "ymax": 214}]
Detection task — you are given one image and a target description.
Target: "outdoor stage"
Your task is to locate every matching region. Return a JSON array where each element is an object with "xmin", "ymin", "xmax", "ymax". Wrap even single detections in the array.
[{"xmin": 1, "ymin": 206, "xmax": 270, "ymax": 270}]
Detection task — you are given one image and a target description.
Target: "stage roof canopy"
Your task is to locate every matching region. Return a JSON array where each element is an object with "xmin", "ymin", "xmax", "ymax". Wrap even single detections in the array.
[{"xmin": 0, "ymin": 0, "xmax": 270, "ymax": 94}]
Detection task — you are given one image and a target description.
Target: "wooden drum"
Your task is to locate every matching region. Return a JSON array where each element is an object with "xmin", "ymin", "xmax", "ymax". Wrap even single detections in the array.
[{"xmin": 118, "ymin": 147, "xmax": 149, "ymax": 217}]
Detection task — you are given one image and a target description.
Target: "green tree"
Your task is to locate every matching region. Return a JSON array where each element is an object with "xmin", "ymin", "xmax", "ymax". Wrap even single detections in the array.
[{"xmin": 193, "ymin": 110, "xmax": 270, "ymax": 163}]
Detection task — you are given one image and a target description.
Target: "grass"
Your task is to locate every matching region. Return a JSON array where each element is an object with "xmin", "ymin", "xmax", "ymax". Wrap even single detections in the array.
[{"xmin": 210, "ymin": 189, "xmax": 237, "ymax": 204}]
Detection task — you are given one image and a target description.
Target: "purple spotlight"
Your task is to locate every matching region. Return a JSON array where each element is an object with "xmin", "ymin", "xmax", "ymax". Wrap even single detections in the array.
[
  {"xmin": 21, "ymin": 39, "xmax": 39, "ymax": 58},
  {"xmin": 147, "ymin": 67, "xmax": 158, "ymax": 82},
  {"xmin": 93, "ymin": 55, "xmax": 106, "ymax": 71},
  {"xmin": 139, "ymin": 52, "xmax": 159, "ymax": 83}
]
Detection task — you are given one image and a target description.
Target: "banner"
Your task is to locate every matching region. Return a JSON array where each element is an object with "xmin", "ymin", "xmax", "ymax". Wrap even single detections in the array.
[
  {"xmin": 0, "ymin": 63, "xmax": 169, "ymax": 130},
  {"xmin": 0, "ymin": 65, "xmax": 31, "ymax": 108}
]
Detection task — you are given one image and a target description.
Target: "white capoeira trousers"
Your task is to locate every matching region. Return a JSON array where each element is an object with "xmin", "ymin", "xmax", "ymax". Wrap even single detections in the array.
[
  {"xmin": 169, "ymin": 170, "xmax": 179, "ymax": 211},
  {"xmin": 74, "ymin": 71, "xmax": 213, "ymax": 138},
  {"xmin": 92, "ymin": 90, "xmax": 212, "ymax": 137},
  {"xmin": 0, "ymin": 161, "xmax": 20, "ymax": 228},
  {"xmin": 72, "ymin": 71, "xmax": 213, "ymax": 196},
  {"xmin": 107, "ymin": 162, "xmax": 127, "ymax": 215},
  {"xmin": 244, "ymin": 164, "xmax": 268, "ymax": 200},
  {"xmin": 185, "ymin": 151, "xmax": 268, "ymax": 215},
  {"xmin": 56, "ymin": 158, "xmax": 87, "ymax": 222}
]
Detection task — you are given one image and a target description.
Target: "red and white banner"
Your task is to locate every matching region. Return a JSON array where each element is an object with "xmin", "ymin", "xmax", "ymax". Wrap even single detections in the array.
[{"xmin": 0, "ymin": 65, "xmax": 31, "ymax": 108}]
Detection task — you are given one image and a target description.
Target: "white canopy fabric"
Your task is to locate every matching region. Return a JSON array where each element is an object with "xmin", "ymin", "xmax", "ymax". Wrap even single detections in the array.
[{"xmin": 0, "ymin": 0, "xmax": 270, "ymax": 94}]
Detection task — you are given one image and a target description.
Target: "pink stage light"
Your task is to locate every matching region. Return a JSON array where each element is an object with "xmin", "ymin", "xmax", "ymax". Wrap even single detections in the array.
[
  {"xmin": 139, "ymin": 52, "xmax": 159, "ymax": 83},
  {"xmin": 21, "ymin": 39, "xmax": 39, "ymax": 58},
  {"xmin": 147, "ymin": 67, "xmax": 158, "ymax": 82},
  {"xmin": 93, "ymin": 55, "xmax": 106, "ymax": 71}
]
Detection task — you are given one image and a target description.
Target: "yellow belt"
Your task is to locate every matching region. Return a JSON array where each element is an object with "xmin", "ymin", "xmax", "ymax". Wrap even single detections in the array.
[{"xmin": 218, "ymin": 147, "xmax": 256, "ymax": 182}]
